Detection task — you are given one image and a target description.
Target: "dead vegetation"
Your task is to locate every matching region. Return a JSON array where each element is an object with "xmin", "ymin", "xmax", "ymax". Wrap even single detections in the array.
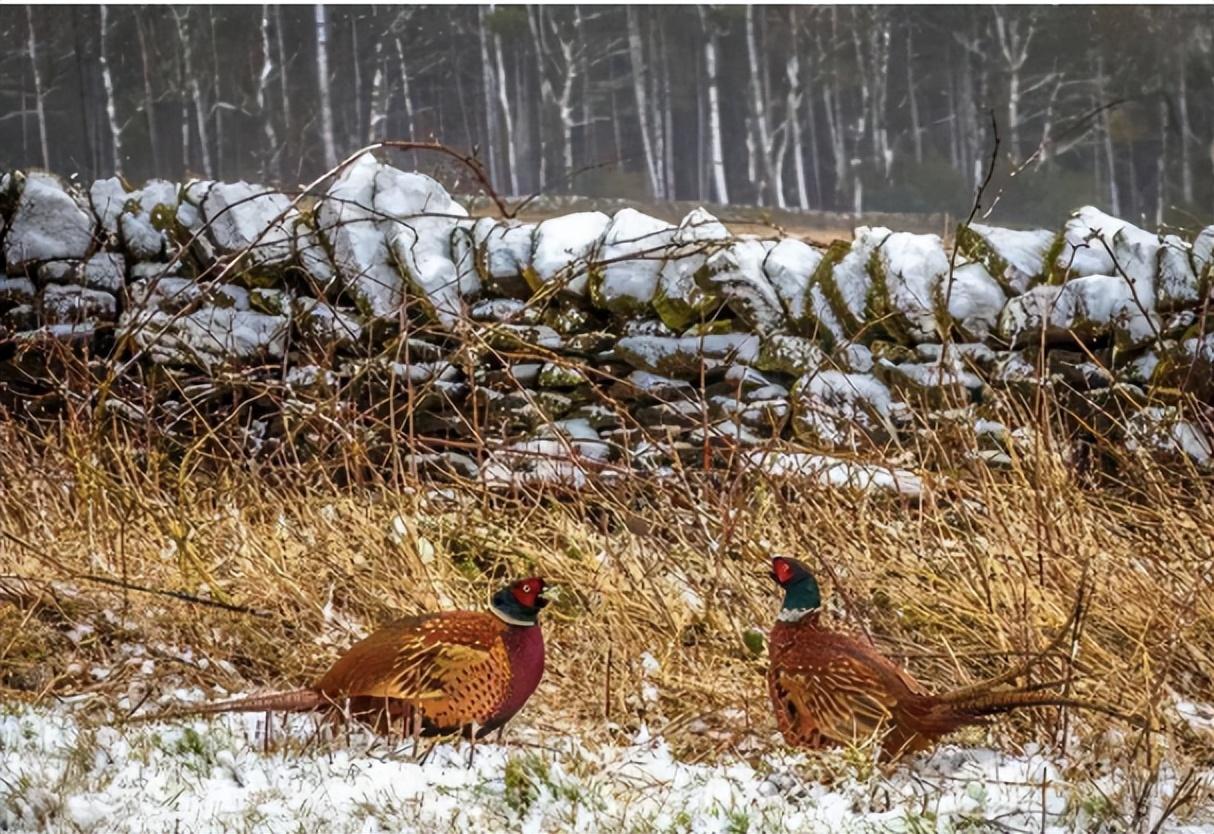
[{"xmin": 1, "ymin": 398, "xmax": 1212, "ymax": 794}]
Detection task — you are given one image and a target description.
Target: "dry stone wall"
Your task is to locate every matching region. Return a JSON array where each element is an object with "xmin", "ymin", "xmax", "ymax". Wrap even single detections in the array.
[{"xmin": 1, "ymin": 154, "xmax": 1212, "ymax": 492}]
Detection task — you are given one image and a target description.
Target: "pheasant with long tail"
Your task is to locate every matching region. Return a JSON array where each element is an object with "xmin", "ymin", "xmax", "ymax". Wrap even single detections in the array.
[
  {"xmin": 143, "ymin": 577, "xmax": 549, "ymax": 740},
  {"xmin": 766, "ymin": 557, "xmax": 1136, "ymax": 758}
]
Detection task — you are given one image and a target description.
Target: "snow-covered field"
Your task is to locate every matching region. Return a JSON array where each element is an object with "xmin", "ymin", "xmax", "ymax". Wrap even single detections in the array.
[{"xmin": 2, "ymin": 701, "xmax": 1212, "ymax": 833}]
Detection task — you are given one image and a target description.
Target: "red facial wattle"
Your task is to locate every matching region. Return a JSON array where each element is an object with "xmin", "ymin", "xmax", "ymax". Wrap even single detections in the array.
[
  {"xmin": 772, "ymin": 559, "xmax": 795, "ymax": 585},
  {"xmin": 511, "ymin": 578, "xmax": 546, "ymax": 609}
]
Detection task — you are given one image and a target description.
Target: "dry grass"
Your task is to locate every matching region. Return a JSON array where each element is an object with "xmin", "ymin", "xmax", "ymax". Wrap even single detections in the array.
[{"xmin": 1, "ymin": 413, "xmax": 1212, "ymax": 794}]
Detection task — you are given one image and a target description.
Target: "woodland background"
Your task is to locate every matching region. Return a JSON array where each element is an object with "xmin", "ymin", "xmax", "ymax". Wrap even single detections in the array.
[{"xmin": 1, "ymin": 5, "xmax": 1212, "ymax": 225}]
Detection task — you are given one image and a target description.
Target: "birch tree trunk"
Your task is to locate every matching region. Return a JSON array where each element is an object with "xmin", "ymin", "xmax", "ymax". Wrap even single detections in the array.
[
  {"xmin": 1156, "ymin": 96, "xmax": 1168, "ymax": 226},
  {"xmin": 699, "ymin": 6, "xmax": 729, "ymax": 204},
  {"xmin": 174, "ymin": 8, "xmax": 213, "ymax": 177},
  {"xmin": 627, "ymin": 5, "xmax": 662, "ymax": 199},
  {"xmin": 477, "ymin": 5, "xmax": 501, "ymax": 189},
  {"xmin": 274, "ymin": 5, "xmax": 293, "ymax": 153},
  {"xmin": 526, "ymin": 7, "xmax": 550, "ymax": 189},
  {"xmin": 659, "ymin": 19, "xmax": 676, "ymax": 200},
  {"xmin": 787, "ymin": 53, "xmax": 810, "ymax": 210},
  {"xmin": 314, "ymin": 4, "xmax": 338, "ymax": 169},
  {"xmin": 258, "ymin": 5, "xmax": 281, "ymax": 177},
  {"xmin": 992, "ymin": 7, "xmax": 1035, "ymax": 164},
  {"xmin": 98, "ymin": 5, "xmax": 123, "ymax": 176},
  {"xmin": 906, "ymin": 24, "xmax": 923, "ymax": 165},
  {"xmin": 1177, "ymin": 45, "xmax": 1193, "ymax": 204},
  {"xmin": 1095, "ymin": 52, "xmax": 1121, "ymax": 215},
  {"xmin": 135, "ymin": 13, "xmax": 162, "ymax": 176},
  {"xmin": 25, "ymin": 5, "xmax": 50, "ymax": 169},
  {"xmin": 746, "ymin": 6, "xmax": 781, "ymax": 206},
  {"xmin": 491, "ymin": 8, "xmax": 520, "ymax": 196}
]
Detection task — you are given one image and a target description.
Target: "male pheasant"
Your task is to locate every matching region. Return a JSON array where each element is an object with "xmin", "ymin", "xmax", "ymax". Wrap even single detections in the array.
[
  {"xmin": 766, "ymin": 557, "xmax": 1133, "ymax": 758},
  {"xmin": 154, "ymin": 577, "xmax": 548, "ymax": 739}
]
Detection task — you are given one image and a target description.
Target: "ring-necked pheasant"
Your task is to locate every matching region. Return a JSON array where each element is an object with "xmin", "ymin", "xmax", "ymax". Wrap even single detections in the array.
[
  {"xmin": 148, "ymin": 577, "xmax": 548, "ymax": 740},
  {"xmin": 766, "ymin": 556, "xmax": 1135, "ymax": 758}
]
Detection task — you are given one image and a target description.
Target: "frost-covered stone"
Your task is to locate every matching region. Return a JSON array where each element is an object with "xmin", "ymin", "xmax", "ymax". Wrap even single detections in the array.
[
  {"xmin": 812, "ymin": 227, "xmax": 889, "ymax": 338},
  {"xmin": 943, "ymin": 261, "xmax": 1006, "ymax": 341},
  {"xmin": 698, "ymin": 238, "xmax": 785, "ymax": 335},
  {"xmin": 292, "ymin": 297, "xmax": 363, "ymax": 349},
  {"xmin": 614, "ymin": 333, "xmax": 760, "ymax": 376},
  {"xmin": 959, "ymin": 223, "xmax": 1056, "ymax": 294},
  {"xmin": 119, "ymin": 179, "xmax": 177, "ymax": 262},
  {"xmin": 527, "ymin": 211, "xmax": 610, "ymax": 298},
  {"xmin": 997, "ymin": 285, "xmax": 1065, "ymax": 347},
  {"xmin": 470, "ymin": 217, "xmax": 535, "ymax": 298},
  {"xmin": 589, "ymin": 208, "xmax": 675, "ymax": 317},
  {"xmin": 1124, "ymin": 407, "xmax": 1212, "ymax": 468},
  {"xmin": 763, "ymin": 238, "xmax": 823, "ymax": 331},
  {"xmin": 1157, "ymin": 235, "xmax": 1200, "ymax": 312},
  {"xmin": 469, "ymin": 298, "xmax": 539, "ymax": 325},
  {"xmin": 755, "ymin": 333, "xmax": 826, "ymax": 376},
  {"xmin": 1055, "ymin": 206, "xmax": 1155, "ymax": 280},
  {"xmin": 791, "ymin": 370, "xmax": 897, "ymax": 450},
  {"xmin": 88, "ymin": 177, "xmax": 127, "ymax": 240},
  {"xmin": 744, "ymin": 450, "xmax": 924, "ymax": 497},
  {"xmin": 316, "ymin": 154, "xmax": 403, "ymax": 319},
  {"xmin": 39, "ymin": 284, "xmax": 117, "ymax": 324},
  {"xmin": 120, "ymin": 305, "xmax": 288, "ymax": 368},
  {"xmin": 201, "ymin": 181, "xmax": 295, "ymax": 269},
  {"xmin": 870, "ymin": 232, "xmax": 949, "ymax": 343},
  {"xmin": 0, "ymin": 276, "xmax": 36, "ymax": 305},
  {"xmin": 4, "ymin": 172, "xmax": 95, "ymax": 269},
  {"xmin": 291, "ymin": 217, "xmax": 337, "ymax": 291},
  {"xmin": 1049, "ymin": 274, "xmax": 1159, "ymax": 350},
  {"xmin": 653, "ymin": 208, "xmax": 730, "ymax": 330},
  {"xmin": 36, "ymin": 260, "xmax": 78, "ymax": 286},
  {"xmin": 875, "ymin": 359, "xmax": 984, "ymax": 406},
  {"xmin": 80, "ymin": 252, "xmax": 126, "ymax": 293},
  {"xmin": 375, "ymin": 164, "xmax": 473, "ymax": 327}
]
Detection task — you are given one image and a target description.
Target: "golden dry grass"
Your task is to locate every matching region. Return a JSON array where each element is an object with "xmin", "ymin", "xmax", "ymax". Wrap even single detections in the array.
[{"xmin": 1, "ymin": 412, "xmax": 1212, "ymax": 800}]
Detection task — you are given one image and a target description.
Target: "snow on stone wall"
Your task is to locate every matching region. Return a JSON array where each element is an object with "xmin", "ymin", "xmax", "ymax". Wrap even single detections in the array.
[{"xmin": 1, "ymin": 154, "xmax": 1212, "ymax": 488}]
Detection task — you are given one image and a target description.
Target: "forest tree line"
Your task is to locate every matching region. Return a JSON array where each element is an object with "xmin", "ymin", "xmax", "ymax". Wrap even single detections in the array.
[{"xmin": 1, "ymin": 5, "xmax": 1212, "ymax": 226}]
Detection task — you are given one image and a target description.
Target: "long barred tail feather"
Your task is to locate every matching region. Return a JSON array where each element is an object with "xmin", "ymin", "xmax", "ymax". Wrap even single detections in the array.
[
  {"xmin": 128, "ymin": 688, "xmax": 326, "ymax": 723},
  {"xmin": 944, "ymin": 688, "xmax": 1146, "ymax": 729}
]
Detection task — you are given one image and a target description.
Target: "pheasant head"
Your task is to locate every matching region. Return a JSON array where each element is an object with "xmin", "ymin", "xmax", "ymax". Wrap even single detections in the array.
[
  {"xmin": 489, "ymin": 576, "xmax": 549, "ymax": 627},
  {"xmin": 769, "ymin": 556, "xmax": 822, "ymax": 623}
]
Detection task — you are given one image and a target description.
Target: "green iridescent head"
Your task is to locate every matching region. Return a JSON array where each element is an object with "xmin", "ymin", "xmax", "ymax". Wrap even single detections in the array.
[{"xmin": 769, "ymin": 556, "xmax": 822, "ymax": 613}]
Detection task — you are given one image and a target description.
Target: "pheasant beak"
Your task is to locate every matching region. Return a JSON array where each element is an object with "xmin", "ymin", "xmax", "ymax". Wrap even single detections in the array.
[
  {"xmin": 536, "ymin": 584, "xmax": 557, "ymax": 608},
  {"xmin": 768, "ymin": 570, "xmax": 780, "ymax": 585}
]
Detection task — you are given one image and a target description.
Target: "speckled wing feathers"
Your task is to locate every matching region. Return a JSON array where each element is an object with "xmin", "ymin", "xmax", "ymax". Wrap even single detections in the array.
[{"xmin": 315, "ymin": 611, "xmax": 513, "ymax": 730}]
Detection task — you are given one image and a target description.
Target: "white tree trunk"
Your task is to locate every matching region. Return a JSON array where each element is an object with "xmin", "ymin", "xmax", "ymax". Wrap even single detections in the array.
[
  {"xmin": 477, "ymin": 5, "xmax": 501, "ymax": 190},
  {"xmin": 745, "ymin": 6, "xmax": 781, "ymax": 207},
  {"xmin": 906, "ymin": 27, "xmax": 923, "ymax": 165},
  {"xmin": 1177, "ymin": 47, "xmax": 1193, "ymax": 204},
  {"xmin": 659, "ymin": 21, "xmax": 675, "ymax": 200},
  {"xmin": 627, "ymin": 6, "xmax": 662, "ymax": 199},
  {"xmin": 699, "ymin": 7, "xmax": 729, "ymax": 204},
  {"xmin": 492, "ymin": 10, "xmax": 519, "ymax": 196},
  {"xmin": 274, "ymin": 5, "xmax": 292, "ymax": 142},
  {"xmin": 1096, "ymin": 53, "xmax": 1120, "ymax": 216},
  {"xmin": 367, "ymin": 37, "xmax": 389, "ymax": 142},
  {"xmin": 98, "ymin": 5, "xmax": 123, "ymax": 176},
  {"xmin": 992, "ymin": 8, "xmax": 1035, "ymax": 164},
  {"xmin": 787, "ymin": 54, "xmax": 810, "ymax": 211},
  {"xmin": 174, "ymin": 8, "xmax": 213, "ymax": 177},
  {"xmin": 25, "ymin": 5, "xmax": 50, "ymax": 170},
  {"xmin": 314, "ymin": 4, "xmax": 338, "ymax": 169},
  {"xmin": 258, "ymin": 5, "xmax": 281, "ymax": 174}
]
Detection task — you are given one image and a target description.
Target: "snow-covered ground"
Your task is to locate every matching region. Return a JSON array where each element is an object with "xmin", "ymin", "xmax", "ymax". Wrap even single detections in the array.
[{"xmin": 2, "ymin": 701, "xmax": 1212, "ymax": 833}]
